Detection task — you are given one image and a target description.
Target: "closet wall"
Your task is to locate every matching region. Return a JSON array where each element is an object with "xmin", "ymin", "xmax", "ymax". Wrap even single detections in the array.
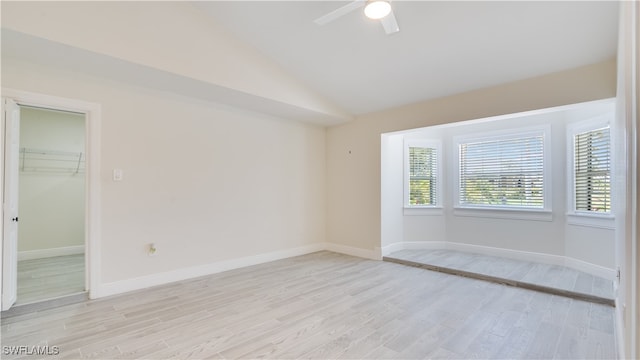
[{"xmin": 18, "ymin": 107, "xmax": 85, "ymax": 258}]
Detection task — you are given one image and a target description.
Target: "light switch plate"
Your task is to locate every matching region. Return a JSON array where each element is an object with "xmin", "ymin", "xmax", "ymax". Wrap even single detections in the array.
[{"xmin": 113, "ymin": 169, "xmax": 123, "ymax": 181}]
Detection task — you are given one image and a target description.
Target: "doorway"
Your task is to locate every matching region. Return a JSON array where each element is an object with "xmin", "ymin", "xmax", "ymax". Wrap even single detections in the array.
[
  {"xmin": 16, "ymin": 106, "xmax": 86, "ymax": 305},
  {"xmin": 2, "ymin": 90, "xmax": 101, "ymax": 312}
]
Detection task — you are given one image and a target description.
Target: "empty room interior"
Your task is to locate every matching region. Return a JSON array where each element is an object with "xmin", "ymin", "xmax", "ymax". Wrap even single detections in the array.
[{"xmin": 1, "ymin": 1, "xmax": 638, "ymax": 359}]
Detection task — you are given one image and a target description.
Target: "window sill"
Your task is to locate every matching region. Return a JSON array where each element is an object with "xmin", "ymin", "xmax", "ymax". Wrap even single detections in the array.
[
  {"xmin": 567, "ymin": 213, "xmax": 615, "ymax": 229},
  {"xmin": 404, "ymin": 207, "xmax": 444, "ymax": 216},
  {"xmin": 453, "ymin": 207, "xmax": 552, "ymax": 222}
]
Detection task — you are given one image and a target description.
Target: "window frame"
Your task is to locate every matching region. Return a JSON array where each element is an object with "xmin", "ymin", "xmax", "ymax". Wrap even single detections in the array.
[
  {"xmin": 566, "ymin": 116, "xmax": 614, "ymax": 227},
  {"xmin": 403, "ymin": 139, "xmax": 442, "ymax": 213},
  {"xmin": 453, "ymin": 125, "xmax": 552, "ymax": 218}
]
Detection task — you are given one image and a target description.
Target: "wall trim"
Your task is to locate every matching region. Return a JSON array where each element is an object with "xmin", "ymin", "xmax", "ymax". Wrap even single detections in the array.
[
  {"xmin": 1, "ymin": 88, "xmax": 102, "ymax": 307},
  {"xmin": 93, "ymin": 242, "xmax": 387, "ymax": 299},
  {"xmin": 382, "ymin": 241, "xmax": 617, "ymax": 281},
  {"xmin": 18, "ymin": 245, "xmax": 84, "ymax": 261},
  {"xmin": 94, "ymin": 243, "xmax": 325, "ymax": 299},
  {"xmin": 446, "ymin": 242, "xmax": 568, "ymax": 267},
  {"xmin": 324, "ymin": 242, "xmax": 381, "ymax": 260},
  {"xmin": 89, "ymin": 239, "xmax": 616, "ymax": 300},
  {"xmin": 563, "ymin": 256, "xmax": 618, "ymax": 282},
  {"xmin": 381, "ymin": 242, "xmax": 405, "ymax": 256},
  {"xmin": 615, "ymin": 296, "xmax": 626, "ymax": 359},
  {"xmin": 403, "ymin": 241, "xmax": 446, "ymax": 250}
]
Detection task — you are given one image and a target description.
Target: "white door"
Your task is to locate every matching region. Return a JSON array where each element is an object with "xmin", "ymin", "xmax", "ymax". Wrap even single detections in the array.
[{"xmin": 2, "ymin": 98, "xmax": 20, "ymax": 310}]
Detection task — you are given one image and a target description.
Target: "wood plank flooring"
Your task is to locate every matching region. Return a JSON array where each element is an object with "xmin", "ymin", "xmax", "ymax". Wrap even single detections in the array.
[
  {"xmin": 1, "ymin": 251, "xmax": 618, "ymax": 359},
  {"xmin": 385, "ymin": 249, "xmax": 615, "ymax": 306},
  {"xmin": 17, "ymin": 254, "xmax": 85, "ymax": 305}
]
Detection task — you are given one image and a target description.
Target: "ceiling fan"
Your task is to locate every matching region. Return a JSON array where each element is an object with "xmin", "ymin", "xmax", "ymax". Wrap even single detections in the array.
[{"xmin": 313, "ymin": 0, "xmax": 400, "ymax": 35}]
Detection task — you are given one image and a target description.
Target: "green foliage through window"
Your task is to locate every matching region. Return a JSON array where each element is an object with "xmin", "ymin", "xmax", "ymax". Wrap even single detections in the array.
[
  {"xmin": 409, "ymin": 146, "xmax": 437, "ymax": 205},
  {"xmin": 575, "ymin": 127, "xmax": 610, "ymax": 213},
  {"xmin": 459, "ymin": 135, "xmax": 544, "ymax": 208}
]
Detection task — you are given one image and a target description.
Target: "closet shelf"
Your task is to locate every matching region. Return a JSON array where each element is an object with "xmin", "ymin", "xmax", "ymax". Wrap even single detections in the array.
[{"xmin": 19, "ymin": 147, "xmax": 85, "ymax": 174}]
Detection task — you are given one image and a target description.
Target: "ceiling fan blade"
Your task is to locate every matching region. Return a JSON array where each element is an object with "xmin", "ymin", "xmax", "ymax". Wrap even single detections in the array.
[
  {"xmin": 381, "ymin": 9, "xmax": 400, "ymax": 34},
  {"xmin": 314, "ymin": 0, "xmax": 365, "ymax": 26}
]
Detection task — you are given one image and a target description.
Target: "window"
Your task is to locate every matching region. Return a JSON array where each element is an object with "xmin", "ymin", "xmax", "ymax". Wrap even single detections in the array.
[
  {"xmin": 456, "ymin": 128, "xmax": 549, "ymax": 210},
  {"xmin": 573, "ymin": 126, "xmax": 611, "ymax": 214},
  {"xmin": 404, "ymin": 140, "xmax": 440, "ymax": 207}
]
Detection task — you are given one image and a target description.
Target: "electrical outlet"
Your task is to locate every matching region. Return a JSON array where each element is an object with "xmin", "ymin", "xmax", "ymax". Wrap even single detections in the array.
[{"xmin": 148, "ymin": 243, "xmax": 157, "ymax": 256}]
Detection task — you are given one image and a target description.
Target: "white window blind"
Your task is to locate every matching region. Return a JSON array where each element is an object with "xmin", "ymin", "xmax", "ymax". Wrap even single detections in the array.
[
  {"xmin": 459, "ymin": 134, "xmax": 544, "ymax": 208},
  {"xmin": 408, "ymin": 146, "xmax": 437, "ymax": 206},
  {"xmin": 574, "ymin": 127, "xmax": 610, "ymax": 213}
]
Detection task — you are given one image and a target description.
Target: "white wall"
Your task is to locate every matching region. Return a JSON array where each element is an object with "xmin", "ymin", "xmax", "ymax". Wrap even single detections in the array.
[
  {"xmin": 383, "ymin": 102, "xmax": 616, "ymax": 268},
  {"xmin": 328, "ymin": 59, "xmax": 617, "ymax": 255},
  {"xmin": 18, "ymin": 107, "xmax": 85, "ymax": 254},
  {"xmin": 444, "ymin": 114, "xmax": 564, "ymax": 255},
  {"xmin": 615, "ymin": 3, "xmax": 639, "ymax": 357},
  {"xmin": 380, "ymin": 133, "xmax": 404, "ymax": 247},
  {"xmin": 2, "ymin": 56, "xmax": 326, "ymax": 285},
  {"xmin": 397, "ymin": 127, "xmax": 447, "ymax": 245},
  {"xmin": 1, "ymin": 2, "xmax": 350, "ymax": 124}
]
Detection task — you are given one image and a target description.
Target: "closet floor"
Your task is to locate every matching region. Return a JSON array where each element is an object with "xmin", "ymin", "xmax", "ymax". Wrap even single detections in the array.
[
  {"xmin": 384, "ymin": 249, "xmax": 615, "ymax": 306},
  {"xmin": 17, "ymin": 254, "xmax": 85, "ymax": 305}
]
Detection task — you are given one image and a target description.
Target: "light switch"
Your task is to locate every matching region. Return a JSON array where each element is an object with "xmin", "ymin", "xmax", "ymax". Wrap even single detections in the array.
[{"xmin": 113, "ymin": 169, "xmax": 123, "ymax": 181}]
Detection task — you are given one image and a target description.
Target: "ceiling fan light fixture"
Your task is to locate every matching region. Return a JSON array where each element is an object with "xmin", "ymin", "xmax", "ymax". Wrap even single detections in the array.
[{"xmin": 364, "ymin": 0, "xmax": 391, "ymax": 20}]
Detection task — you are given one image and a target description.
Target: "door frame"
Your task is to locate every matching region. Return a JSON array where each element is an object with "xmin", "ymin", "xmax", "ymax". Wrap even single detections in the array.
[
  {"xmin": 1, "ymin": 88, "xmax": 101, "ymax": 308},
  {"xmin": 2, "ymin": 98, "xmax": 20, "ymax": 310}
]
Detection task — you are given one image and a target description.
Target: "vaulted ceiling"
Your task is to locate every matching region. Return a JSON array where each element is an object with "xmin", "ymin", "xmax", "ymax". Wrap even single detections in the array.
[
  {"xmin": 1, "ymin": 1, "xmax": 619, "ymax": 125},
  {"xmin": 195, "ymin": 1, "xmax": 619, "ymax": 115}
]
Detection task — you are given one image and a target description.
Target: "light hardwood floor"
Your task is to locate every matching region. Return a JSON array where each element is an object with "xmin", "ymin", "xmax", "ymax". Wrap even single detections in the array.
[
  {"xmin": 17, "ymin": 254, "xmax": 85, "ymax": 305},
  {"xmin": 385, "ymin": 249, "xmax": 615, "ymax": 305},
  {"xmin": 1, "ymin": 251, "xmax": 618, "ymax": 359}
]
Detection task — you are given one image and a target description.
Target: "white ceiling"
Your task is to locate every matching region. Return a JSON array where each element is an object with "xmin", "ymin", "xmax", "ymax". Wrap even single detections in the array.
[{"xmin": 194, "ymin": 1, "xmax": 619, "ymax": 115}]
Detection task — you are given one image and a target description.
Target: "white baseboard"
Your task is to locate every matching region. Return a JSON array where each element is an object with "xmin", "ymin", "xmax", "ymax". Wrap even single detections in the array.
[
  {"xmin": 381, "ymin": 242, "xmax": 405, "ymax": 256},
  {"xmin": 381, "ymin": 241, "xmax": 446, "ymax": 256},
  {"xmin": 564, "ymin": 256, "xmax": 617, "ymax": 282},
  {"xmin": 615, "ymin": 297, "xmax": 626, "ymax": 359},
  {"xmin": 93, "ymin": 242, "xmax": 387, "ymax": 299},
  {"xmin": 445, "ymin": 242, "xmax": 567, "ymax": 268},
  {"xmin": 382, "ymin": 241, "xmax": 616, "ymax": 281},
  {"xmin": 94, "ymin": 239, "xmax": 615, "ymax": 301},
  {"xmin": 324, "ymin": 242, "xmax": 381, "ymax": 260},
  {"xmin": 94, "ymin": 243, "xmax": 325, "ymax": 299},
  {"xmin": 18, "ymin": 245, "xmax": 84, "ymax": 261},
  {"xmin": 404, "ymin": 241, "xmax": 446, "ymax": 251}
]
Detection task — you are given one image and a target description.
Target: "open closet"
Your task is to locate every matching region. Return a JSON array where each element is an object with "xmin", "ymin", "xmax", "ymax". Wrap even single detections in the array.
[{"xmin": 15, "ymin": 106, "xmax": 86, "ymax": 305}]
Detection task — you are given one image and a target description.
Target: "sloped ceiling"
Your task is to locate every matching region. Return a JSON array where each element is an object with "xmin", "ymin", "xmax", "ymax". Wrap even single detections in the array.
[
  {"xmin": 1, "ymin": 1, "xmax": 352, "ymax": 125},
  {"xmin": 195, "ymin": 1, "xmax": 619, "ymax": 115},
  {"xmin": 1, "ymin": 1, "xmax": 619, "ymax": 125}
]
